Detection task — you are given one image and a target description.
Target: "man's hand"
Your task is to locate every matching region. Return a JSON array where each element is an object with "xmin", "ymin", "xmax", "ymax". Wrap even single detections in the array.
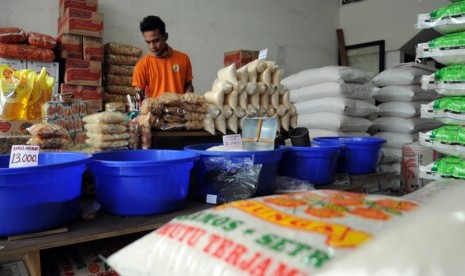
[{"xmin": 185, "ymin": 81, "xmax": 194, "ymax": 93}]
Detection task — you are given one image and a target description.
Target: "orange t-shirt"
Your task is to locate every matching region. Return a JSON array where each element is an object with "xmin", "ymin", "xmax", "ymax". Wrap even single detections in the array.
[{"xmin": 132, "ymin": 50, "xmax": 193, "ymax": 98}]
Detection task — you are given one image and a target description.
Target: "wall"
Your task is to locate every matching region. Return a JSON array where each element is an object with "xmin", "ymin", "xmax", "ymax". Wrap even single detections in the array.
[
  {"xmin": 0, "ymin": 0, "xmax": 340, "ymax": 92},
  {"xmin": 339, "ymin": 0, "xmax": 450, "ymax": 51}
]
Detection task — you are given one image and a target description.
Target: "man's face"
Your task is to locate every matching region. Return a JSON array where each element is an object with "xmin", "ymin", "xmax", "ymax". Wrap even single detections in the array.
[{"xmin": 143, "ymin": 29, "xmax": 168, "ymax": 57}]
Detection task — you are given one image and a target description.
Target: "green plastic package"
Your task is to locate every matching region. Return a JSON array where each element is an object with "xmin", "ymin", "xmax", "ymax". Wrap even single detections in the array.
[
  {"xmin": 434, "ymin": 65, "xmax": 465, "ymax": 82},
  {"xmin": 430, "ymin": 125, "xmax": 465, "ymax": 144},
  {"xmin": 431, "ymin": 1, "xmax": 465, "ymax": 20},
  {"xmin": 432, "ymin": 156, "xmax": 465, "ymax": 179},
  {"xmin": 432, "ymin": 96, "xmax": 465, "ymax": 113},
  {"xmin": 429, "ymin": 32, "xmax": 465, "ymax": 49}
]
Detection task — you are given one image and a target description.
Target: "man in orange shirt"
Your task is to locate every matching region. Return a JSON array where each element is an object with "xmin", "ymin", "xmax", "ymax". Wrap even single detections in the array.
[{"xmin": 133, "ymin": 15, "xmax": 194, "ymax": 98}]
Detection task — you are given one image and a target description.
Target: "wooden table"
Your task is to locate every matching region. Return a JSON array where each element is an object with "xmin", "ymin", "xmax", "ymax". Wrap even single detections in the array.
[{"xmin": 0, "ymin": 201, "xmax": 210, "ymax": 276}]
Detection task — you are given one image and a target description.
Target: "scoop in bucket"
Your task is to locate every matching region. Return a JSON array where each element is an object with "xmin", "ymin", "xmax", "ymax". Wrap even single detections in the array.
[{"xmin": 241, "ymin": 117, "xmax": 278, "ymax": 150}]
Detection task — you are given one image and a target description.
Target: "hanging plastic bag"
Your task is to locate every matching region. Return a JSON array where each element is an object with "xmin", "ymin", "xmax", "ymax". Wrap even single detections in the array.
[
  {"xmin": 0, "ymin": 65, "xmax": 35, "ymax": 120},
  {"xmin": 27, "ymin": 67, "xmax": 55, "ymax": 120}
]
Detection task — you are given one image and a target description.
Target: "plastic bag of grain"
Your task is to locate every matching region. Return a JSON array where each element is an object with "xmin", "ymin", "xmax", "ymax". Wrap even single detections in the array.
[
  {"xmin": 282, "ymin": 66, "xmax": 370, "ymax": 90},
  {"xmin": 422, "ymin": 64, "xmax": 465, "ymax": 96},
  {"xmin": 417, "ymin": 31, "xmax": 465, "ymax": 65},
  {"xmin": 314, "ymin": 184, "xmax": 465, "ymax": 276},
  {"xmin": 106, "ymin": 190, "xmax": 418, "ymax": 275},
  {"xmin": 373, "ymin": 62, "xmax": 435, "ymax": 87},
  {"xmin": 417, "ymin": 2, "xmax": 465, "ymax": 34}
]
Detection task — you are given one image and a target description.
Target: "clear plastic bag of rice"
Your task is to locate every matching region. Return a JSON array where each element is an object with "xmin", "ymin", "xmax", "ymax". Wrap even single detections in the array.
[
  {"xmin": 27, "ymin": 122, "xmax": 67, "ymax": 138},
  {"xmin": 82, "ymin": 111, "xmax": 127, "ymax": 124},
  {"xmin": 86, "ymin": 132, "xmax": 130, "ymax": 142},
  {"xmin": 84, "ymin": 123, "xmax": 128, "ymax": 134}
]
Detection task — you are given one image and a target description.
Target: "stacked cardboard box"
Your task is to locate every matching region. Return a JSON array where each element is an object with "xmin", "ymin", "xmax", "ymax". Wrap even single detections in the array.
[
  {"xmin": 224, "ymin": 50, "xmax": 259, "ymax": 68},
  {"xmin": 57, "ymin": 0, "xmax": 103, "ymax": 114}
]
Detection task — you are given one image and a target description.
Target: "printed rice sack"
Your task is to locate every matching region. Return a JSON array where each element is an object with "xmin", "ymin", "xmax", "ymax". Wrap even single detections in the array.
[{"xmin": 107, "ymin": 190, "xmax": 418, "ymax": 276}]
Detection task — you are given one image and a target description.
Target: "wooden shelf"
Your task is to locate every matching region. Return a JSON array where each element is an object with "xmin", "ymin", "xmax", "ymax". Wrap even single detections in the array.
[{"xmin": 0, "ymin": 200, "xmax": 210, "ymax": 260}]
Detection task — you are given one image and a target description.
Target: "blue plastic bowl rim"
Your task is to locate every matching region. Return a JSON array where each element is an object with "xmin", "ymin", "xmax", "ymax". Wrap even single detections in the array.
[
  {"xmin": 90, "ymin": 149, "xmax": 199, "ymax": 167},
  {"xmin": 0, "ymin": 152, "xmax": 91, "ymax": 175},
  {"xmin": 286, "ymin": 144, "xmax": 344, "ymax": 152},
  {"xmin": 184, "ymin": 143, "xmax": 288, "ymax": 156},
  {"xmin": 313, "ymin": 136, "xmax": 386, "ymax": 144}
]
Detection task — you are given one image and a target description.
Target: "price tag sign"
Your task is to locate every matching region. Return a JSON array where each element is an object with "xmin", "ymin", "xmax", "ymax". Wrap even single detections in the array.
[
  {"xmin": 223, "ymin": 134, "xmax": 243, "ymax": 149},
  {"xmin": 9, "ymin": 145, "xmax": 40, "ymax": 168},
  {"xmin": 258, "ymin": 48, "xmax": 268, "ymax": 60}
]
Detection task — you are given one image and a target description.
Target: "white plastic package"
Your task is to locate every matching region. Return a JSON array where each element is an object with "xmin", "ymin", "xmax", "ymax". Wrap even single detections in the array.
[
  {"xmin": 378, "ymin": 146, "xmax": 402, "ymax": 164},
  {"xmin": 289, "ymin": 82, "xmax": 376, "ymax": 103},
  {"xmin": 107, "ymin": 190, "xmax": 419, "ymax": 276},
  {"xmin": 371, "ymin": 116, "xmax": 442, "ymax": 134},
  {"xmin": 307, "ymin": 128, "xmax": 369, "ymax": 140},
  {"xmin": 374, "ymin": 132, "xmax": 418, "ymax": 149},
  {"xmin": 421, "ymin": 64, "xmax": 465, "ymax": 96},
  {"xmin": 372, "ymin": 63, "xmax": 435, "ymax": 87},
  {"xmin": 420, "ymin": 97, "xmax": 465, "ymax": 124},
  {"xmin": 419, "ymin": 156, "xmax": 465, "ymax": 183},
  {"xmin": 295, "ymin": 97, "xmax": 378, "ymax": 117},
  {"xmin": 377, "ymin": 101, "xmax": 427, "ymax": 118},
  {"xmin": 416, "ymin": 31, "xmax": 465, "ymax": 65},
  {"xmin": 298, "ymin": 112, "xmax": 372, "ymax": 132},
  {"xmin": 416, "ymin": 2, "xmax": 465, "ymax": 34},
  {"xmin": 375, "ymin": 85, "xmax": 439, "ymax": 102},
  {"xmin": 314, "ymin": 184, "xmax": 465, "ymax": 276},
  {"xmin": 419, "ymin": 125, "xmax": 465, "ymax": 158},
  {"xmin": 282, "ymin": 66, "xmax": 370, "ymax": 90}
]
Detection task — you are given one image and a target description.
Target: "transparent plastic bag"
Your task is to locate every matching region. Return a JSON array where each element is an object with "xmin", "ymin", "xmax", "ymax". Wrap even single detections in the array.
[
  {"xmin": 202, "ymin": 156, "xmax": 262, "ymax": 204},
  {"xmin": 27, "ymin": 122, "xmax": 66, "ymax": 138},
  {"xmin": 27, "ymin": 32, "xmax": 56, "ymax": 49},
  {"xmin": 0, "ymin": 65, "xmax": 35, "ymax": 120},
  {"xmin": 82, "ymin": 111, "xmax": 127, "ymax": 124}
]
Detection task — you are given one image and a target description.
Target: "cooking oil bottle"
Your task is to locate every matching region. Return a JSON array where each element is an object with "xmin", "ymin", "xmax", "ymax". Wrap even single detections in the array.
[{"xmin": 0, "ymin": 65, "xmax": 34, "ymax": 120}]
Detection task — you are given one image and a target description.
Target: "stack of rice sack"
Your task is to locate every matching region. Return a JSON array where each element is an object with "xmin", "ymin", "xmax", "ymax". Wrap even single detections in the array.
[
  {"xmin": 82, "ymin": 111, "xmax": 130, "ymax": 151},
  {"xmin": 0, "ymin": 27, "xmax": 56, "ymax": 62},
  {"xmin": 415, "ymin": 1, "xmax": 465, "ymax": 187},
  {"xmin": 204, "ymin": 59, "xmax": 295, "ymax": 134},
  {"xmin": 103, "ymin": 42, "xmax": 143, "ymax": 112},
  {"xmin": 372, "ymin": 63, "xmax": 441, "ymax": 179},
  {"xmin": 26, "ymin": 122, "xmax": 71, "ymax": 150},
  {"xmin": 140, "ymin": 92, "xmax": 214, "ymax": 149},
  {"xmin": 281, "ymin": 66, "xmax": 376, "ymax": 139}
]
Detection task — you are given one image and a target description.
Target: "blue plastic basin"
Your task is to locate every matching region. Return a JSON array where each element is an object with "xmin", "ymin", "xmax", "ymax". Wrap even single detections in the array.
[
  {"xmin": 279, "ymin": 145, "xmax": 343, "ymax": 184},
  {"xmin": 88, "ymin": 150, "xmax": 199, "ymax": 216},
  {"xmin": 184, "ymin": 143, "xmax": 286, "ymax": 198},
  {"xmin": 313, "ymin": 136, "xmax": 386, "ymax": 175},
  {"xmin": 0, "ymin": 152, "xmax": 90, "ymax": 236}
]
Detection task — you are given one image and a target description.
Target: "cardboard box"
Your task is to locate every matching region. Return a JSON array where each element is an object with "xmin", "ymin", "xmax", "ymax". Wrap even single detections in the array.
[
  {"xmin": 0, "ymin": 119, "xmax": 41, "ymax": 137},
  {"xmin": 57, "ymin": 34, "xmax": 82, "ymax": 59},
  {"xmin": 0, "ymin": 58, "xmax": 27, "ymax": 70},
  {"xmin": 83, "ymin": 36, "xmax": 103, "ymax": 61},
  {"xmin": 60, "ymin": 83, "xmax": 84, "ymax": 100},
  {"xmin": 82, "ymin": 85, "xmax": 103, "ymax": 112},
  {"xmin": 27, "ymin": 61, "xmax": 60, "ymax": 81},
  {"xmin": 59, "ymin": 0, "xmax": 98, "ymax": 16},
  {"xmin": 58, "ymin": 8, "xmax": 103, "ymax": 38},
  {"xmin": 224, "ymin": 50, "xmax": 259, "ymax": 68},
  {"xmin": 64, "ymin": 58, "xmax": 102, "ymax": 86}
]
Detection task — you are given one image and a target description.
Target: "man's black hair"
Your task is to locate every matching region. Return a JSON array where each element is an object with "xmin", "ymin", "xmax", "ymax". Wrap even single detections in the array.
[{"xmin": 139, "ymin": 15, "xmax": 166, "ymax": 34}]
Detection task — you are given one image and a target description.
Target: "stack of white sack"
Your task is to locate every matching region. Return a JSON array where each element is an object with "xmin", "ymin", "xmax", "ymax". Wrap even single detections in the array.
[
  {"xmin": 282, "ymin": 66, "xmax": 377, "ymax": 140},
  {"xmin": 372, "ymin": 63, "xmax": 441, "ymax": 185},
  {"xmin": 204, "ymin": 59, "xmax": 295, "ymax": 135}
]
